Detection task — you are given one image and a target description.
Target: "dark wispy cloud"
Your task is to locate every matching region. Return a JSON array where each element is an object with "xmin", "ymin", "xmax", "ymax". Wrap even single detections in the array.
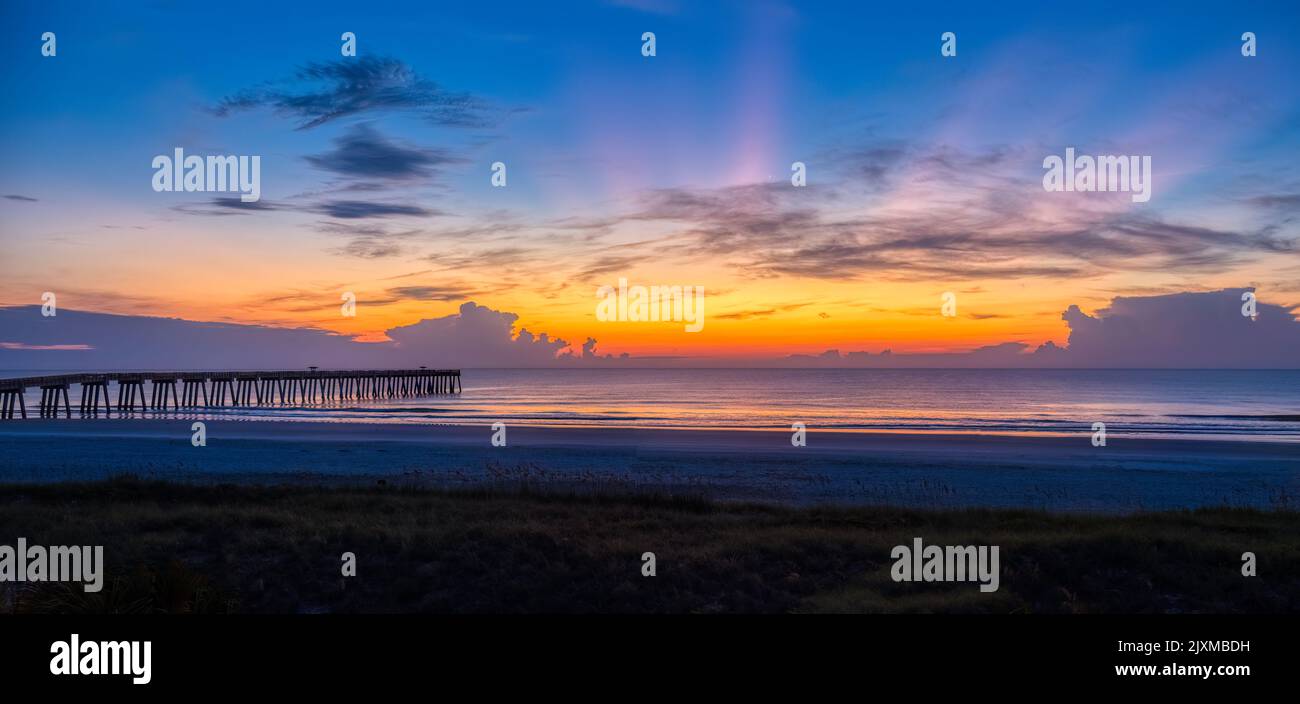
[
  {"xmin": 3, "ymin": 194, "xmax": 37, "ymax": 202},
  {"xmin": 838, "ymin": 144, "xmax": 909, "ymax": 183},
  {"xmin": 315, "ymin": 221, "xmax": 425, "ymax": 259},
  {"xmin": 715, "ymin": 309, "xmax": 776, "ymax": 320},
  {"xmin": 171, "ymin": 190, "xmax": 436, "ymax": 226},
  {"xmin": 716, "ymin": 302, "xmax": 812, "ymax": 320},
  {"xmin": 212, "ymin": 57, "xmax": 499, "ymax": 130},
  {"xmin": 335, "ymin": 239, "xmax": 405, "ymax": 259},
  {"xmin": 430, "ymin": 247, "xmax": 540, "ymax": 269},
  {"xmin": 575, "ymin": 254, "xmax": 646, "ymax": 281},
  {"xmin": 172, "ymin": 196, "xmax": 436, "ymax": 221},
  {"xmin": 172, "ymin": 197, "xmax": 287, "ymax": 216},
  {"xmin": 386, "ymin": 285, "xmax": 479, "ymax": 302},
  {"xmin": 311, "ymin": 200, "xmax": 439, "ymax": 219},
  {"xmin": 305, "ymin": 123, "xmax": 466, "ymax": 181},
  {"xmin": 1248, "ymin": 193, "xmax": 1300, "ymax": 210}
]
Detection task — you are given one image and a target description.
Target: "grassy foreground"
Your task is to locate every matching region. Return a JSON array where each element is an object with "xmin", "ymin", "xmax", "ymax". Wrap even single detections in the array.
[{"xmin": 1, "ymin": 477, "xmax": 1297, "ymax": 614}]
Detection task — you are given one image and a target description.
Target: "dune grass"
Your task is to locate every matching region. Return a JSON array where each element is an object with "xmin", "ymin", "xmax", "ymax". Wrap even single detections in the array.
[{"xmin": 0, "ymin": 476, "xmax": 1296, "ymax": 614}]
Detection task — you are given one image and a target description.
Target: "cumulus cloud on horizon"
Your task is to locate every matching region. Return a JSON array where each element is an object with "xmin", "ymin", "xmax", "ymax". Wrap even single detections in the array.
[
  {"xmin": 384, "ymin": 302, "xmax": 574, "ymax": 367},
  {"xmin": 784, "ymin": 289, "xmax": 1299, "ymax": 368},
  {"xmin": 0, "ymin": 290, "xmax": 1296, "ymax": 370},
  {"xmin": 0, "ymin": 301, "xmax": 599, "ymax": 370},
  {"xmin": 1054, "ymin": 288, "xmax": 1299, "ymax": 368}
]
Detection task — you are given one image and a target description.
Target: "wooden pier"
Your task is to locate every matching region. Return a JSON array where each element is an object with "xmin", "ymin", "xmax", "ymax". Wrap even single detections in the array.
[{"xmin": 0, "ymin": 369, "xmax": 460, "ymax": 419}]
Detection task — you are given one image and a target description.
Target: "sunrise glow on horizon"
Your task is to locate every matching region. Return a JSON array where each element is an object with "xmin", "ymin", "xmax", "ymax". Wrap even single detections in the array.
[{"xmin": 2, "ymin": 1, "xmax": 1298, "ymax": 363}]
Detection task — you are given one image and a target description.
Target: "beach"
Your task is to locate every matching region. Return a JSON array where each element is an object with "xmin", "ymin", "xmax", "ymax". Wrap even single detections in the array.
[{"xmin": 1, "ymin": 419, "xmax": 1296, "ymax": 511}]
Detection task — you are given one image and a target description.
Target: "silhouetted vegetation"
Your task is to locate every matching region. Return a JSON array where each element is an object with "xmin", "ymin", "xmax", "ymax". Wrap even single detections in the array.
[{"xmin": 1, "ymin": 476, "xmax": 1296, "ymax": 614}]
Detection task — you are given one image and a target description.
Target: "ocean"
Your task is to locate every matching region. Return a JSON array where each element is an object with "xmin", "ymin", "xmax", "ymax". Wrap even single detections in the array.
[{"xmin": 3, "ymin": 369, "xmax": 1298, "ymax": 441}]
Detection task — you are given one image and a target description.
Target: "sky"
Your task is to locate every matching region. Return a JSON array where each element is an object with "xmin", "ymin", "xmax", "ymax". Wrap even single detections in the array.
[{"xmin": 1, "ymin": 0, "xmax": 1298, "ymax": 366}]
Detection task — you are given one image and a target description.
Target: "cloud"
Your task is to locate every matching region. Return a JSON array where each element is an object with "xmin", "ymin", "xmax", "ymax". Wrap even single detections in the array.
[
  {"xmin": 838, "ymin": 144, "xmax": 909, "ymax": 183},
  {"xmin": 573, "ymin": 140, "xmax": 1299, "ymax": 284},
  {"xmin": 333, "ymin": 239, "xmax": 404, "ymax": 259},
  {"xmin": 779, "ymin": 342, "xmax": 1035, "ymax": 369},
  {"xmin": 383, "ymin": 302, "xmax": 575, "ymax": 366},
  {"xmin": 0, "ymin": 342, "xmax": 92, "ymax": 350},
  {"xmin": 430, "ymin": 247, "xmax": 540, "ymax": 269},
  {"xmin": 305, "ymin": 123, "xmax": 466, "ymax": 181},
  {"xmin": 576, "ymin": 255, "xmax": 647, "ymax": 281},
  {"xmin": 212, "ymin": 57, "xmax": 498, "ymax": 130},
  {"xmin": 171, "ymin": 197, "xmax": 286, "ymax": 216},
  {"xmin": 1053, "ymin": 288, "xmax": 1299, "ymax": 368},
  {"xmin": 715, "ymin": 309, "xmax": 776, "ymax": 320},
  {"xmin": 1248, "ymin": 193, "xmax": 1300, "ymax": 210},
  {"xmin": 0, "ymin": 302, "xmax": 586, "ymax": 370},
  {"xmin": 311, "ymin": 200, "xmax": 439, "ymax": 219},
  {"xmin": 777, "ymin": 289, "xmax": 1299, "ymax": 368},
  {"xmin": 714, "ymin": 303, "xmax": 811, "ymax": 321},
  {"xmin": 315, "ymin": 221, "xmax": 425, "ymax": 258},
  {"xmin": 385, "ymin": 285, "xmax": 479, "ymax": 302},
  {"xmin": 4, "ymin": 290, "xmax": 1295, "ymax": 370},
  {"xmin": 0, "ymin": 306, "xmax": 363, "ymax": 369},
  {"xmin": 171, "ymin": 196, "xmax": 435, "ymax": 221},
  {"xmin": 3, "ymin": 194, "xmax": 37, "ymax": 202}
]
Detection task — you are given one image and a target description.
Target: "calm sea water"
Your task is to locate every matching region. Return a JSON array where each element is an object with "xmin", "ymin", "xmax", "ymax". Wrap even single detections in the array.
[{"xmin": 3, "ymin": 369, "xmax": 1298, "ymax": 441}]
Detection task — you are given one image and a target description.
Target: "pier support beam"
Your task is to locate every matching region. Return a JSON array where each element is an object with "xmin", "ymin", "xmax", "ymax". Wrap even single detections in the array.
[
  {"xmin": 38, "ymin": 384, "xmax": 72, "ymax": 418},
  {"xmin": 0, "ymin": 386, "xmax": 26, "ymax": 419},
  {"xmin": 78, "ymin": 381, "xmax": 112, "ymax": 415}
]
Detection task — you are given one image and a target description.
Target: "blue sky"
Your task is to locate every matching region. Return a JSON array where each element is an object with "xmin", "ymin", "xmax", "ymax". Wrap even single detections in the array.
[
  {"xmin": 5, "ymin": 0, "xmax": 1297, "ymax": 211},
  {"xmin": 1, "ymin": 0, "xmax": 1298, "ymax": 363}
]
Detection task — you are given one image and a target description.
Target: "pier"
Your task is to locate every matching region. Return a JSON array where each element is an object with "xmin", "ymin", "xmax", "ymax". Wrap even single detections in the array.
[{"xmin": 0, "ymin": 369, "xmax": 461, "ymax": 419}]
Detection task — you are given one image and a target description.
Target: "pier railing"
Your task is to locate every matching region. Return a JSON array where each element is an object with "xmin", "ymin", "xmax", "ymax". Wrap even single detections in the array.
[{"xmin": 0, "ymin": 369, "xmax": 461, "ymax": 419}]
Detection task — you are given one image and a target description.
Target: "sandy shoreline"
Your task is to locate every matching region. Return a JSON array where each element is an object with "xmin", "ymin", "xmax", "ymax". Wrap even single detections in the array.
[{"xmin": 1, "ymin": 419, "xmax": 1297, "ymax": 511}]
